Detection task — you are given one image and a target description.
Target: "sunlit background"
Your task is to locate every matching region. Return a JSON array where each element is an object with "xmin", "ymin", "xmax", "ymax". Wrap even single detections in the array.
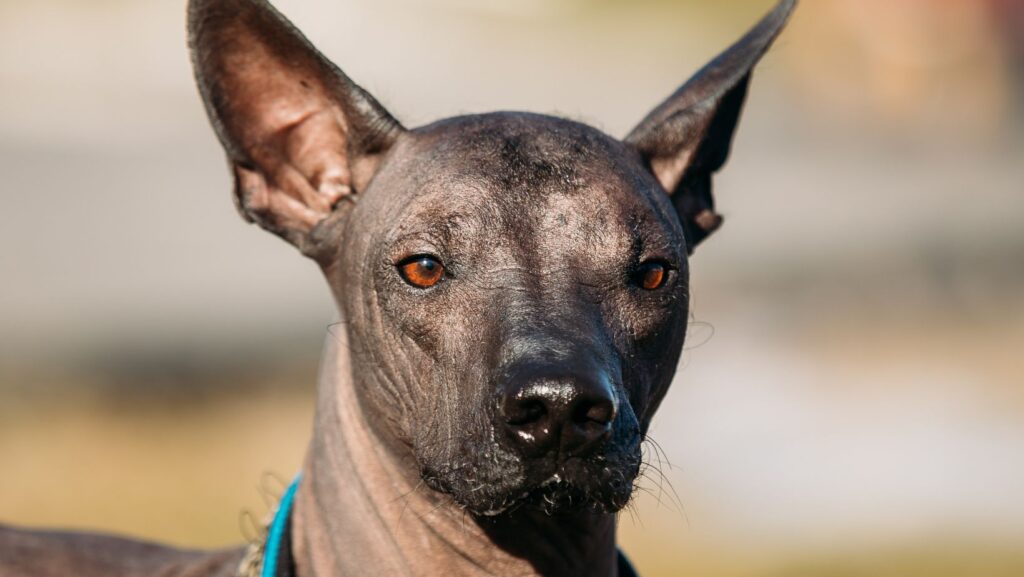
[{"xmin": 2, "ymin": 0, "xmax": 1022, "ymax": 575}]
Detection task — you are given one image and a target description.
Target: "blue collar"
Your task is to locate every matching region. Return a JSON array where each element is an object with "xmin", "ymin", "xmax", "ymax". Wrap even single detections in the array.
[{"xmin": 262, "ymin": 476, "xmax": 301, "ymax": 577}]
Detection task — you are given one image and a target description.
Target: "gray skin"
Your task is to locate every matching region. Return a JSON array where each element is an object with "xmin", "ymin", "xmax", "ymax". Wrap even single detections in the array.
[{"xmin": 0, "ymin": 0, "xmax": 795, "ymax": 576}]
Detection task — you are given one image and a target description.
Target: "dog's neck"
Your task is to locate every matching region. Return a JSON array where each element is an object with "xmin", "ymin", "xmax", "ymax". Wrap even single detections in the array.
[{"xmin": 290, "ymin": 329, "xmax": 620, "ymax": 577}]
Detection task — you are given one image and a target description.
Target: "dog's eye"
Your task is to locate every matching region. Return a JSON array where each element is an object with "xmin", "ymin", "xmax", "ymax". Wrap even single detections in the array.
[
  {"xmin": 635, "ymin": 261, "xmax": 668, "ymax": 290},
  {"xmin": 398, "ymin": 255, "xmax": 445, "ymax": 288}
]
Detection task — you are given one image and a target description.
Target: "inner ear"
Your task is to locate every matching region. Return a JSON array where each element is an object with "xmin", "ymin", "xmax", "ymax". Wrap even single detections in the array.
[
  {"xmin": 189, "ymin": 0, "xmax": 404, "ymax": 259},
  {"xmin": 625, "ymin": 0, "xmax": 796, "ymax": 254}
]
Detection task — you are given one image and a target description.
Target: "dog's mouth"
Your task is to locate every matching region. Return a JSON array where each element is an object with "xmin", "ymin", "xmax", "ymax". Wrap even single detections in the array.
[
  {"xmin": 422, "ymin": 447, "xmax": 641, "ymax": 517},
  {"xmin": 487, "ymin": 466, "xmax": 636, "ymax": 517}
]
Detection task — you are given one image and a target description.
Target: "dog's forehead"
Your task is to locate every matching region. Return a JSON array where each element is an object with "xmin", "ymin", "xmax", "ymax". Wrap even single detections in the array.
[
  {"xmin": 369, "ymin": 112, "xmax": 681, "ymax": 245},
  {"xmin": 407, "ymin": 112, "xmax": 641, "ymax": 192}
]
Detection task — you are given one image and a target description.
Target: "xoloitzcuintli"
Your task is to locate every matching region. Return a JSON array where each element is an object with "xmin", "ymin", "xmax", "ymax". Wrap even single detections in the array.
[{"xmin": 0, "ymin": 0, "xmax": 795, "ymax": 575}]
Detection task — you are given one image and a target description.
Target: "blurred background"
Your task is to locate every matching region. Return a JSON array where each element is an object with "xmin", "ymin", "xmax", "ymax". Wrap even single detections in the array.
[{"xmin": 1, "ymin": 0, "xmax": 1022, "ymax": 575}]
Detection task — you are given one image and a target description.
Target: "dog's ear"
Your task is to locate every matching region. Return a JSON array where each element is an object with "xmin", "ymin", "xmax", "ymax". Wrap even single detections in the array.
[
  {"xmin": 188, "ymin": 0, "xmax": 403, "ymax": 259},
  {"xmin": 625, "ymin": 0, "xmax": 795, "ymax": 253}
]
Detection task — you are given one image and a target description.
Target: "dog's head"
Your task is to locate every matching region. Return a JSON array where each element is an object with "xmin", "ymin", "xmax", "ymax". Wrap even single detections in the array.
[{"xmin": 189, "ymin": 0, "xmax": 794, "ymax": 516}]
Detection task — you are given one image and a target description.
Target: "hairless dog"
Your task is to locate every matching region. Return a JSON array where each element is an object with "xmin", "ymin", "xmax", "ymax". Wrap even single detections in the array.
[{"xmin": 0, "ymin": 1, "xmax": 795, "ymax": 575}]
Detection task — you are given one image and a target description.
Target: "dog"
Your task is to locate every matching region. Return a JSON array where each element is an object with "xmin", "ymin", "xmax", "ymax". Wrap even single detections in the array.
[{"xmin": 0, "ymin": 0, "xmax": 795, "ymax": 575}]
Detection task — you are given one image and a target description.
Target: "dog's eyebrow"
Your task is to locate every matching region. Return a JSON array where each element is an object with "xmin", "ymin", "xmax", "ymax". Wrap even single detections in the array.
[
  {"xmin": 386, "ymin": 211, "xmax": 474, "ymax": 251},
  {"xmin": 625, "ymin": 212, "xmax": 683, "ymax": 263}
]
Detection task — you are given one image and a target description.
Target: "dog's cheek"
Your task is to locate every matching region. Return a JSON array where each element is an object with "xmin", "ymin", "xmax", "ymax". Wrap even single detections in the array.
[
  {"xmin": 416, "ymin": 422, "xmax": 526, "ymax": 514},
  {"xmin": 630, "ymin": 292, "xmax": 688, "ymax": 420},
  {"xmin": 409, "ymin": 360, "xmax": 504, "ymax": 490},
  {"xmin": 599, "ymin": 404, "xmax": 644, "ymax": 510},
  {"xmin": 610, "ymin": 399, "xmax": 642, "ymax": 460},
  {"xmin": 375, "ymin": 283, "xmax": 443, "ymax": 354}
]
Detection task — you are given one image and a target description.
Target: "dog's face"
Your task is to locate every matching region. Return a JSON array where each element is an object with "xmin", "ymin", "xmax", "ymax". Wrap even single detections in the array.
[
  {"xmin": 189, "ymin": 0, "xmax": 793, "ymax": 515},
  {"xmin": 333, "ymin": 114, "xmax": 687, "ymax": 513}
]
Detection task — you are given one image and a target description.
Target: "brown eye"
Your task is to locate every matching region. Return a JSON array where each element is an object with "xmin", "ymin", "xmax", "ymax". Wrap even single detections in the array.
[
  {"xmin": 636, "ymin": 261, "xmax": 668, "ymax": 290},
  {"xmin": 398, "ymin": 255, "xmax": 445, "ymax": 288}
]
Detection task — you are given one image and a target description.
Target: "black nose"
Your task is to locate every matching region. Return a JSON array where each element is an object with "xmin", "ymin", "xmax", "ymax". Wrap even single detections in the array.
[{"xmin": 500, "ymin": 372, "xmax": 618, "ymax": 459}]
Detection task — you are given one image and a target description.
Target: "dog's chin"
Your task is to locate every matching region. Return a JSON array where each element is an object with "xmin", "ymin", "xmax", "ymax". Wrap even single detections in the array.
[{"xmin": 425, "ymin": 453, "xmax": 640, "ymax": 518}]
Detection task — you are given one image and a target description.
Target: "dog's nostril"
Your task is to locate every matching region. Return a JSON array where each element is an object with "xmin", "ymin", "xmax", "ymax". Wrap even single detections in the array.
[
  {"xmin": 506, "ymin": 398, "xmax": 547, "ymax": 426},
  {"xmin": 575, "ymin": 397, "xmax": 616, "ymax": 427}
]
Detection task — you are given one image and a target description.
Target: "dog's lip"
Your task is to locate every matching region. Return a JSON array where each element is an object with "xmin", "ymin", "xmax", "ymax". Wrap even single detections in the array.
[
  {"xmin": 473, "ymin": 459, "xmax": 633, "ymax": 516},
  {"xmin": 471, "ymin": 473, "xmax": 562, "ymax": 517},
  {"xmin": 468, "ymin": 471, "xmax": 572, "ymax": 517}
]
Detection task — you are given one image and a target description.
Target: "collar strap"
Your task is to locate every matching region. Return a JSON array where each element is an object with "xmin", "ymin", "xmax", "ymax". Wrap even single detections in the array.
[
  {"xmin": 261, "ymin": 476, "xmax": 301, "ymax": 577},
  {"xmin": 241, "ymin": 474, "xmax": 640, "ymax": 577}
]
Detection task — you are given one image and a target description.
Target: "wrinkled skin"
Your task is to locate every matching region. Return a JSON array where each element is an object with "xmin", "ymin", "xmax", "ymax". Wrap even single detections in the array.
[
  {"xmin": 0, "ymin": 1, "xmax": 795, "ymax": 576},
  {"xmin": 329, "ymin": 114, "xmax": 688, "ymax": 515}
]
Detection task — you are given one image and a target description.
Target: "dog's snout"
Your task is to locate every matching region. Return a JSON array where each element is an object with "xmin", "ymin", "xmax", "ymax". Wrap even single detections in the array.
[{"xmin": 500, "ymin": 372, "xmax": 617, "ymax": 459}]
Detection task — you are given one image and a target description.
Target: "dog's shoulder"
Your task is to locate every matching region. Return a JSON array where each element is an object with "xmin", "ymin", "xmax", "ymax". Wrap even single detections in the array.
[{"xmin": 0, "ymin": 523, "xmax": 243, "ymax": 577}]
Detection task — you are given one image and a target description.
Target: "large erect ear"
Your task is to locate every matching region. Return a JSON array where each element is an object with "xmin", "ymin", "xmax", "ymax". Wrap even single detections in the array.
[
  {"xmin": 625, "ymin": 0, "xmax": 796, "ymax": 253},
  {"xmin": 188, "ymin": 0, "xmax": 403, "ymax": 259}
]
